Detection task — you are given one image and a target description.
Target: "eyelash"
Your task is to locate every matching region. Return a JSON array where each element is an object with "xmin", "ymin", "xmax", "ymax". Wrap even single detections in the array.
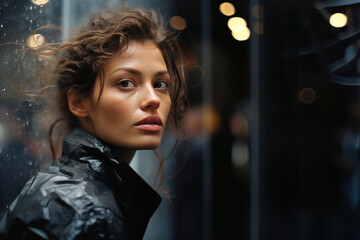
[
  {"xmin": 117, "ymin": 79, "xmax": 135, "ymax": 88},
  {"xmin": 116, "ymin": 79, "xmax": 169, "ymax": 90},
  {"xmin": 154, "ymin": 81, "xmax": 169, "ymax": 89}
]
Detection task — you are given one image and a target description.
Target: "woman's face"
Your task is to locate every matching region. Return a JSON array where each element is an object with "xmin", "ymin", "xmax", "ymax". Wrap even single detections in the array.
[{"xmin": 81, "ymin": 41, "xmax": 171, "ymax": 161}]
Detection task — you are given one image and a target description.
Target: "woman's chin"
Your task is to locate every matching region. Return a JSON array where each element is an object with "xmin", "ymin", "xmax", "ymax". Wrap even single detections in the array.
[{"xmin": 138, "ymin": 142, "xmax": 161, "ymax": 150}]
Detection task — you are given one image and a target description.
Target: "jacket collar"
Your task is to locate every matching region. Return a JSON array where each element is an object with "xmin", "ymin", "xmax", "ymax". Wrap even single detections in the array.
[{"xmin": 61, "ymin": 128, "xmax": 161, "ymax": 238}]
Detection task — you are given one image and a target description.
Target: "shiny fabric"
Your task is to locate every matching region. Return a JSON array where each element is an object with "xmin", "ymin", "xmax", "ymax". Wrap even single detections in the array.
[{"xmin": 0, "ymin": 128, "xmax": 161, "ymax": 240}]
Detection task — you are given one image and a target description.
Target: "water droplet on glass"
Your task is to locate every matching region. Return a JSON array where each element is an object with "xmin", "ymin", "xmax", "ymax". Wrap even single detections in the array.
[
  {"xmin": 29, "ymin": 6, "xmax": 33, "ymax": 10},
  {"xmin": 1, "ymin": 88, "xmax": 5, "ymax": 92},
  {"xmin": 39, "ymin": 10, "xmax": 42, "ymax": 14},
  {"xmin": 30, "ymin": 19, "xmax": 33, "ymax": 23},
  {"xmin": 0, "ymin": 24, "xmax": 3, "ymax": 28}
]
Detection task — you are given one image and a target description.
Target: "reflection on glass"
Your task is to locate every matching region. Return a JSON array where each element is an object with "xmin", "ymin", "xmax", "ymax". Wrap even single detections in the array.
[{"xmin": 26, "ymin": 34, "xmax": 45, "ymax": 49}]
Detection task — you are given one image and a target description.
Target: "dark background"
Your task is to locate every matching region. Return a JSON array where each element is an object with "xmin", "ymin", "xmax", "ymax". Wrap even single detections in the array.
[{"xmin": 1, "ymin": 0, "xmax": 360, "ymax": 239}]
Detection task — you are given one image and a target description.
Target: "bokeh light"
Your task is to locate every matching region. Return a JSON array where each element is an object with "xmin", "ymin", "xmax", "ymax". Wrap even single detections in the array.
[
  {"xmin": 203, "ymin": 105, "xmax": 221, "ymax": 134},
  {"xmin": 27, "ymin": 34, "xmax": 45, "ymax": 49},
  {"xmin": 228, "ymin": 17, "xmax": 247, "ymax": 32},
  {"xmin": 251, "ymin": 4, "xmax": 264, "ymax": 19},
  {"xmin": 31, "ymin": 0, "xmax": 49, "ymax": 5},
  {"xmin": 219, "ymin": 2, "xmax": 236, "ymax": 16},
  {"xmin": 298, "ymin": 88, "xmax": 316, "ymax": 104},
  {"xmin": 232, "ymin": 27, "xmax": 251, "ymax": 41},
  {"xmin": 169, "ymin": 16, "xmax": 187, "ymax": 30},
  {"xmin": 253, "ymin": 21, "xmax": 263, "ymax": 34},
  {"xmin": 329, "ymin": 13, "xmax": 347, "ymax": 28}
]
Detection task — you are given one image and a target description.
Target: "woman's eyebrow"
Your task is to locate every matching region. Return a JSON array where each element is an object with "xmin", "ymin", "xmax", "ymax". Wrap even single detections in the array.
[
  {"xmin": 109, "ymin": 67, "xmax": 169, "ymax": 77},
  {"xmin": 108, "ymin": 67, "xmax": 141, "ymax": 77},
  {"xmin": 155, "ymin": 70, "xmax": 170, "ymax": 76}
]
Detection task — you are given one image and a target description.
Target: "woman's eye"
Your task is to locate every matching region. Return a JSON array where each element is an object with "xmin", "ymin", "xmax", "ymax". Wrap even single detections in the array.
[
  {"xmin": 117, "ymin": 80, "xmax": 135, "ymax": 88},
  {"xmin": 154, "ymin": 81, "xmax": 169, "ymax": 89}
]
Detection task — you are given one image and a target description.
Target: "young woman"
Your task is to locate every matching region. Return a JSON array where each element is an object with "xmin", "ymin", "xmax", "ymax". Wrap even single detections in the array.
[{"xmin": 0, "ymin": 6, "xmax": 186, "ymax": 240}]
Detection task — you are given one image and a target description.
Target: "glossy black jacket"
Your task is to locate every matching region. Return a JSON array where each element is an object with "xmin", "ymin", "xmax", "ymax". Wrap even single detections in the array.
[{"xmin": 0, "ymin": 128, "xmax": 161, "ymax": 240}]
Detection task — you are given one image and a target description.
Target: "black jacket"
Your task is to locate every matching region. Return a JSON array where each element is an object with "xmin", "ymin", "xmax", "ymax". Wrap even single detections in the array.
[{"xmin": 0, "ymin": 128, "xmax": 161, "ymax": 240}]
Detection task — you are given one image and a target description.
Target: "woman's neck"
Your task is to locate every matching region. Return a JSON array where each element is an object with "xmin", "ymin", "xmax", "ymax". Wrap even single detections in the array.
[{"xmin": 111, "ymin": 147, "xmax": 136, "ymax": 164}]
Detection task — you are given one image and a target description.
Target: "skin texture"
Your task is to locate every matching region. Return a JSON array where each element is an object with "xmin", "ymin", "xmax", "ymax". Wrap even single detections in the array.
[{"xmin": 69, "ymin": 41, "xmax": 171, "ymax": 163}]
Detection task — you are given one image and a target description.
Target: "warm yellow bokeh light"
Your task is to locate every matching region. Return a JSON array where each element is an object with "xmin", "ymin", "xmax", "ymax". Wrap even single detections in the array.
[
  {"xmin": 169, "ymin": 16, "xmax": 187, "ymax": 30},
  {"xmin": 232, "ymin": 27, "xmax": 251, "ymax": 41},
  {"xmin": 329, "ymin": 13, "xmax": 347, "ymax": 28},
  {"xmin": 27, "ymin": 34, "xmax": 45, "ymax": 48},
  {"xmin": 31, "ymin": 0, "xmax": 49, "ymax": 5},
  {"xmin": 219, "ymin": 2, "xmax": 235, "ymax": 16},
  {"xmin": 228, "ymin": 17, "xmax": 247, "ymax": 32},
  {"xmin": 202, "ymin": 105, "xmax": 221, "ymax": 135},
  {"xmin": 298, "ymin": 88, "xmax": 316, "ymax": 104}
]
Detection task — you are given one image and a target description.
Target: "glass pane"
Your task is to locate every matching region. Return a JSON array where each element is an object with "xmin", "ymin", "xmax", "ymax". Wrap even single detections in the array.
[{"xmin": 0, "ymin": 1, "xmax": 207, "ymax": 240}]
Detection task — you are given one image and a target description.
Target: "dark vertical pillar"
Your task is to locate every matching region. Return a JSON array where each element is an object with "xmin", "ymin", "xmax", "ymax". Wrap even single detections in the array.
[
  {"xmin": 249, "ymin": 0, "xmax": 263, "ymax": 239},
  {"xmin": 201, "ymin": 0, "xmax": 212, "ymax": 239}
]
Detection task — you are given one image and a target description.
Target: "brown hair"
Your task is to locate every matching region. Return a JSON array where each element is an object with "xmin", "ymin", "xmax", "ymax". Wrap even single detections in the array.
[
  {"xmin": 53, "ymin": 6, "xmax": 185, "ymax": 135},
  {"xmin": 32, "ymin": 6, "xmax": 186, "ymax": 196}
]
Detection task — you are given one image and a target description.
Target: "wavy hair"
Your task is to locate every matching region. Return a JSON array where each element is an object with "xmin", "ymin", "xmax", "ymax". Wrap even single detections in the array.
[{"xmin": 31, "ymin": 6, "xmax": 186, "ymax": 197}]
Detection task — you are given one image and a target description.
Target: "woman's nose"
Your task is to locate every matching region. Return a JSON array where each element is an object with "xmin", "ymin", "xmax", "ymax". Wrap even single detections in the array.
[{"xmin": 140, "ymin": 84, "xmax": 160, "ymax": 111}]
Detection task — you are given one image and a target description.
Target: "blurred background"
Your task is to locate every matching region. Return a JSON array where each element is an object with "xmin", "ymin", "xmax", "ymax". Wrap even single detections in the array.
[{"xmin": 1, "ymin": 0, "xmax": 360, "ymax": 239}]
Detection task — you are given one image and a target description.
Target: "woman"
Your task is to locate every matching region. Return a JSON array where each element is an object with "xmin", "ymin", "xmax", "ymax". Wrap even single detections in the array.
[{"xmin": 0, "ymin": 5, "xmax": 186, "ymax": 240}]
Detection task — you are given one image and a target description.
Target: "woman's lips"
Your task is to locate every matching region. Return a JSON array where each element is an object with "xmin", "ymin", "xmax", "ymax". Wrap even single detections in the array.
[{"xmin": 135, "ymin": 116, "xmax": 162, "ymax": 132}]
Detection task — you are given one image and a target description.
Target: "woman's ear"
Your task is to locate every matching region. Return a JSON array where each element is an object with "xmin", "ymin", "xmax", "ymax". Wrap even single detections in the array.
[{"xmin": 68, "ymin": 88, "xmax": 90, "ymax": 118}]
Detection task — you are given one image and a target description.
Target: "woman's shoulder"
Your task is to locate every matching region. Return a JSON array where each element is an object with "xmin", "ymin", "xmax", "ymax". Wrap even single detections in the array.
[
  {"xmin": 0, "ymin": 158, "xmax": 134, "ymax": 239},
  {"xmin": 19, "ymin": 157, "xmax": 120, "ymax": 212}
]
